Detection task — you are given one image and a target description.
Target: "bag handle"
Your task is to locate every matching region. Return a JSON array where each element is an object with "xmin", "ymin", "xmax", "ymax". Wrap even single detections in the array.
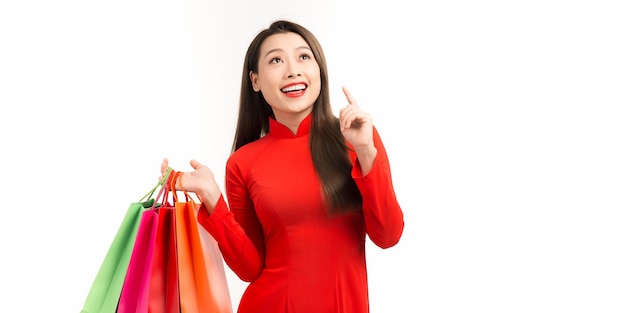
[
  {"xmin": 173, "ymin": 172, "xmax": 192, "ymax": 203},
  {"xmin": 149, "ymin": 168, "xmax": 176, "ymax": 210},
  {"xmin": 138, "ymin": 167, "xmax": 173, "ymax": 208},
  {"xmin": 139, "ymin": 167, "xmax": 172, "ymax": 203}
]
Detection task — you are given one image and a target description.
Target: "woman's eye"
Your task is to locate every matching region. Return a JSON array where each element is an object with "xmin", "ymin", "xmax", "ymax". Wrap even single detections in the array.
[
  {"xmin": 270, "ymin": 57, "xmax": 282, "ymax": 64},
  {"xmin": 300, "ymin": 54, "xmax": 311, "ymax": 60}
]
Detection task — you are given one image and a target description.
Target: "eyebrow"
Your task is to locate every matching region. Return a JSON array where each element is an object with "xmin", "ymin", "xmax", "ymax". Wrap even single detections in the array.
[{"xmin": 264, "ymin": 46, "xmax": 312, "ymax": 58}]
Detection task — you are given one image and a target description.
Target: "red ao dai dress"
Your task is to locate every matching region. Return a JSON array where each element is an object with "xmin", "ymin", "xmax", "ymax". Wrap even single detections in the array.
[{"xmin": 198, "ymin": 113, "xmax": 404, "ymax": 313}]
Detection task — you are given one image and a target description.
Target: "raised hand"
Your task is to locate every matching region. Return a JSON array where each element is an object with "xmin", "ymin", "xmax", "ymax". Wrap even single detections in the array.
[
  {"xmin": 159, "ymin": 157, "xmax": 221, "ymax": 212},
  {"xmin": 338, "ymin": 86, "xmax": 374, "ymax": 149}
]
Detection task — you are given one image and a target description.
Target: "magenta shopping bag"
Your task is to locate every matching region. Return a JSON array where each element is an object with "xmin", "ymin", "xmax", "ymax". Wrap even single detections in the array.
[{"xmin": 116, "ymin": 209, "xmax": 159, "ymax": 313}]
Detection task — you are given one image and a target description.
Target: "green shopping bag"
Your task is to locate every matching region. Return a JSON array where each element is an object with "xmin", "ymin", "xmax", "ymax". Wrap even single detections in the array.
[{"xmin": 80, "ymin": 168, "xmax": 172, "ymax": 313}]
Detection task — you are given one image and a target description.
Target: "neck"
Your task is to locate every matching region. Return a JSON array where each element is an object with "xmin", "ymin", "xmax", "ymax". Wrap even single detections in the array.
[{"xmin": 273, "ymin": 110, "xmax": 312, "ymax": 135}]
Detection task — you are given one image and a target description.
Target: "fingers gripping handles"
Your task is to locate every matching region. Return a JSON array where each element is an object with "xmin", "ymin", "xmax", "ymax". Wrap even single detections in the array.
[
  {"xmin": 151, "ymin": 169, "xmax": 193, "ymax": 209},
  {"xmin": 138, "ymin": 167, "xmax": 173, "ymax": 208},
  {"xmin": 169, "ymin": 171, "xmax": 192, "ymax": 203}
]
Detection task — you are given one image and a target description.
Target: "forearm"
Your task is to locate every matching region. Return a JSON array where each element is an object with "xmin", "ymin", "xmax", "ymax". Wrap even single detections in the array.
[
  {"xmin": 356, "ymin": 154, "xmax": 404, "ymax": 249},
  {"xmin": 197, "ymin": 198, "xmax": 264, "ymax": 282}
]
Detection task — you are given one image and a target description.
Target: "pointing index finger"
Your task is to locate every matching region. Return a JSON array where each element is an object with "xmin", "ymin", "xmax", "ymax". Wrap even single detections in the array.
[{"xmin": 342, "ymin": 86, "xmax": 357, "ymax": 106}]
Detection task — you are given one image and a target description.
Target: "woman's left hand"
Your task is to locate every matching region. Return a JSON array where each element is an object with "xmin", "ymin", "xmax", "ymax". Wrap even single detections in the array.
[{"xmin": 339, "ymin": 86, "xmax": 374, "ymax": 149}]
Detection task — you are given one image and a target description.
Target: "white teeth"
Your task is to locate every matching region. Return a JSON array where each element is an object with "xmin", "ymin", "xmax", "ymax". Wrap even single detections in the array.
[{"xmin": 281, "ymin": 84, "xmax": 306, "ymax": 92}]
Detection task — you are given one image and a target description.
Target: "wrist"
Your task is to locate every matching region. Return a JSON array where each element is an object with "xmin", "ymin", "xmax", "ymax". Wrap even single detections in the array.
[
  {"xmin": 354, "ymin": 144, "xmax": 377, "ymax": 159},
  {"xmin": 197, "ymin": 181, "xmax": 221, "ymax": 212},
  {"xmin": 354, "ymin": 145, "xmax": 377, "ymax": 176}
]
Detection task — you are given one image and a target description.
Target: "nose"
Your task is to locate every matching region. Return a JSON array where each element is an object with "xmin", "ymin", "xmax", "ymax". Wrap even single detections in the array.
[{"xmin": 286, "ymin": 62, "xmax": 301, "ymax": 78}]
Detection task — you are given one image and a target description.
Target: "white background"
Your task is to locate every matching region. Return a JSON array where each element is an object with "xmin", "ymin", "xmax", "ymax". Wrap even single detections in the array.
[{"xmin": 1, "ymin": 0, "xmax": 625, "ymax": 312}]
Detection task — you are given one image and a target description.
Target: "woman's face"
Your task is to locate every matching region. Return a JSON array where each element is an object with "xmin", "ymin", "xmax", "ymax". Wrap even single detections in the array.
[{"xmin": 250, "ymin": 32, "xmax": 321, "ymax": 125}]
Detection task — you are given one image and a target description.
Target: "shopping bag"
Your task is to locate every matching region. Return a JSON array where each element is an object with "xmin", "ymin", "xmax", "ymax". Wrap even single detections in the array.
[
  {"xmin": 80, "ymin": 168, "xmax": 172, "ymax": 313},
  {"xmin": 174, "ymin": 173, "xmax": 233, "ymax": 313},
  {"xmin": 195, "ymin": 204, "xmax": 233, "ymax": 312},
  {"xmin": 148, "ymin": 179, "xmax": 180, "ymax": 313},
  {"xmin": 116, "ymin": 209, "xmax": 159, "ymax": 313},
  {"xmin": 118, "ymin": 168, "xmax": 176, "ymax": 313}
]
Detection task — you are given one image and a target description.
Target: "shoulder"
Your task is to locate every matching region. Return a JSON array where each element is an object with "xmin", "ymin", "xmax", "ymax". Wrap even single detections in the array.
[{"xmin": 226, "ymin": 136, "xmax": 273, "ymax": 171}]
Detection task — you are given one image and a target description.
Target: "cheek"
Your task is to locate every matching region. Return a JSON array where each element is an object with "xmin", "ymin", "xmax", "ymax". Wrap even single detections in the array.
[
  {"xmin": 307, "ymin": 67, "xmax": 322, "ymax": 88},
  {"xmin": 258, "ymin": 70, "xmax": 281, "ymax": 88},
  {"xmin": 305, "ymin": 64, "xmax": 321, "ymax": 79}
]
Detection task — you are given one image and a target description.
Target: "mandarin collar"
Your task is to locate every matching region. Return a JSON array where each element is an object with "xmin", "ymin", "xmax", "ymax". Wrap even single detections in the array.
[{"xmin": 268, "ymin": 113, "xmax": 313, "ymax": 139}]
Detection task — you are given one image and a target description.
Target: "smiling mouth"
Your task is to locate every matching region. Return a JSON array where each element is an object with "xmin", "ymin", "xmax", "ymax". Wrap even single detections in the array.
[{"xmin": 281, "ymin": 83, "xmax": 307, "ymax": 93}]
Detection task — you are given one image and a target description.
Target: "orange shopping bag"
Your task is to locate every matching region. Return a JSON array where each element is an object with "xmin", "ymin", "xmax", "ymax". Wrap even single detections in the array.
[{"xmin": 174, "ymin": 172, "xmax": 233, "ymax": 313}]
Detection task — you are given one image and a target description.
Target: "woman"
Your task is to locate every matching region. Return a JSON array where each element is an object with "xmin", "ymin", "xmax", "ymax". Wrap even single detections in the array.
[{"xmin": 161, "ymin": 20, "xmax": 404, "ymax": 312}]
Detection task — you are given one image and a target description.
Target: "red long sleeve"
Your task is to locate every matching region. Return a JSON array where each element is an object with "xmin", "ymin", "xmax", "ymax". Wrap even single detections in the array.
[{"xmin": 351, "ymin": 127, "xmax": 405, "ymax": 248}]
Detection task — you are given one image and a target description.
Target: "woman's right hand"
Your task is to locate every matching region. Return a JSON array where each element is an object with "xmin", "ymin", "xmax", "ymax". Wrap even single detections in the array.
[{"xmin": 160, "ymin": 157, "xmax": 221, "ymax": 212}]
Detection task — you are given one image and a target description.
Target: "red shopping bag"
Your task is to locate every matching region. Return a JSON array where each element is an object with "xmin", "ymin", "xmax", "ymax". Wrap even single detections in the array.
[{"xmin": 148, "ymin": 176, "xmax": 180, "ymax": 313}]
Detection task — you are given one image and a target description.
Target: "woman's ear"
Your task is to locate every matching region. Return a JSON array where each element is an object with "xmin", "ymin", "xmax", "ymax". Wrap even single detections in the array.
[{"xmin": 249, "ymin": 71, "xmax": 260, "ymax": 92}]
